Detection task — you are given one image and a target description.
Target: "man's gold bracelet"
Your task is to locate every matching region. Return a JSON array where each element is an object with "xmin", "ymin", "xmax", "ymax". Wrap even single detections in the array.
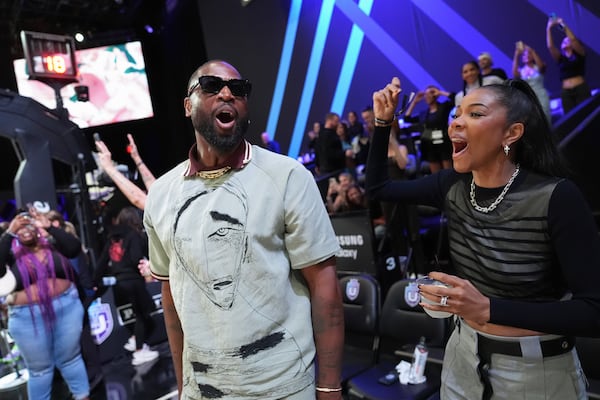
[{"xmin": 315, "ymin": 386, "xmax": 342, "ymax": 392}]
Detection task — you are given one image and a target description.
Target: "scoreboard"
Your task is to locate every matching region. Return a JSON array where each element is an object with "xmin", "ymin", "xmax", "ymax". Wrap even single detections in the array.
[{"xmin": 20, "ymin": 30, "xmax": 78, "ymax": 82}]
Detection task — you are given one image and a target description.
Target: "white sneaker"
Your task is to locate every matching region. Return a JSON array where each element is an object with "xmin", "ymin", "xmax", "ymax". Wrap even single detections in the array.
[
  {"xmin": 124, "ymin": 336, "xmax": 136, "ymax": 352},
  {"xmin": 131, "ymin": 344, "xmax": 159, "ymax": 366}
]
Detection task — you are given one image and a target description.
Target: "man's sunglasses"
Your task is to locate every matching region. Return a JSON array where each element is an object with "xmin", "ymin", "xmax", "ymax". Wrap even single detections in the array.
[{"xmin": 188, "ymin": 75, "xmax": 252, "ymax": 98}]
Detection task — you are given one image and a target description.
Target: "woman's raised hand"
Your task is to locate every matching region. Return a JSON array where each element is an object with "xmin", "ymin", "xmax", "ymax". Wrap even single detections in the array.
[{"xmin": 372, "ymin": 77, "xmax": 402, "ymax": 125}]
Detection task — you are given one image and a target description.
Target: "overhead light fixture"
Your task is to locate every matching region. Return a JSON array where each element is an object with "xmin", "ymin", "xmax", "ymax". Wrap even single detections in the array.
[
  {"xmin": 74, "ymin": 32, "xmax": 85, "ymax": 42},
  {"xmin": 241, "ymin": 0, "xmax": 253, "ymax": 7}
]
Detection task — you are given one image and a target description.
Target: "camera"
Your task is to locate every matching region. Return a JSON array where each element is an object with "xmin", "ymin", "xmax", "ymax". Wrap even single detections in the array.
[{"xmin": 74, "ymin": 85, "xmax": 90, "ymax": 102}]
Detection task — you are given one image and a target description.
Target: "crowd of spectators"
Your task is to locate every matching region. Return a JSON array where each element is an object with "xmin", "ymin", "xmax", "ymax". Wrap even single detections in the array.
[
  {"xmin": 0, "ymin": 14, "xmax": 593, "ymax": 400},
  {"xmin": 302, "ymin": 14, "xmax": 592, "ymax": 277}
]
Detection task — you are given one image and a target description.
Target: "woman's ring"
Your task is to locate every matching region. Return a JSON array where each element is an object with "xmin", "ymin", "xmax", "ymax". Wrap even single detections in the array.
[{"xmin": 440, "ymin": 296, "xmax": 449, "ymax": 306}]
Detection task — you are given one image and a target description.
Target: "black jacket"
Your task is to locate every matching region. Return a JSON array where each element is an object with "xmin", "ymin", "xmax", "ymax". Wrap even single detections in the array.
[{"xmin": 94, "ymin": 224, "xmax": 147, "ymax": 284}]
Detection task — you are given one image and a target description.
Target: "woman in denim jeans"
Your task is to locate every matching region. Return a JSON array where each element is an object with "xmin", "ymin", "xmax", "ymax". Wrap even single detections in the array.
[{"xmin": 0, "ymin": 210, "xmax": 89, "ymax": 400}]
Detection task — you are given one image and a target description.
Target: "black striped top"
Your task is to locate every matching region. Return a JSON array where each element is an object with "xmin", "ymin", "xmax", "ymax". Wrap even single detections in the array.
[
  {"xmin": 446, "ymin": 172, "xmax": 563, "ymax": 300},
  {"xmin": 366, "ymin": 125, "xmax": 600, "ymax": 336}
]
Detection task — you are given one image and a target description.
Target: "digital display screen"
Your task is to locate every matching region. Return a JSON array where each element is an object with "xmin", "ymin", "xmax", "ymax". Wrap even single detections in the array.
[
  {"xmin": 21, "ymin": 31, "xmax": 78, "ymax": 80},
  {"xmin": 13, "ymin": 41, "xmax": 154, "ymax": 128},
  {"xmin": 38, "ymin": 54, "xmax": 72, "ymax": 75}
]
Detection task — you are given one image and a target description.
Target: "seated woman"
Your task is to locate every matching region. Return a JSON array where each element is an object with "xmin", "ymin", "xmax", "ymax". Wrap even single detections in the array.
[
  {"xmin": 326, "ymin": 172, "xmax": 356, "ymax": 214},
  {"xmin": 341, "ymin": 184, "xmax": 368, "ymax": 213},
  {"xmin": 0, "ymin": 209, "xmax": 90, "ymax": 400}
]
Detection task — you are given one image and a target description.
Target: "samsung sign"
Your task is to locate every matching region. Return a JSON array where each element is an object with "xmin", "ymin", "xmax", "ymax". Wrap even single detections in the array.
[{"xmin": 330, "ymin": 211, "xmax": 376, "ymax": 274}]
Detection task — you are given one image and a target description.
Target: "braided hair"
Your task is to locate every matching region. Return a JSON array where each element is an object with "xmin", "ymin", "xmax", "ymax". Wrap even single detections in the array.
[{"xmin": 11, "ymin": 229, "xmax": 75, "ymax": 334}]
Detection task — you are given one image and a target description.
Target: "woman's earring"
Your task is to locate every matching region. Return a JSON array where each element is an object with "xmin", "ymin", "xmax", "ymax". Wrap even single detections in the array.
[{"xmin": 503, "ymin": 144, "xmax": 510, "ymax": 156}]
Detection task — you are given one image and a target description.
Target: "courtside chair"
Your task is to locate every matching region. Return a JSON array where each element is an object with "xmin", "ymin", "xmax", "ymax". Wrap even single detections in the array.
[
  {"xmin": 346, "ymin": 279, "xmax": 450, "ymax": 400},
  {"xmin": 339, "ymin": 273, "xmax": 382, "ymax": 391}
]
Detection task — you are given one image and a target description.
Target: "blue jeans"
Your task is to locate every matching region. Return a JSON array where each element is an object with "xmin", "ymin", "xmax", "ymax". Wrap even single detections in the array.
[{"xmin": 8, "ymin": 284, "xmax": 90, "ymax": 400}]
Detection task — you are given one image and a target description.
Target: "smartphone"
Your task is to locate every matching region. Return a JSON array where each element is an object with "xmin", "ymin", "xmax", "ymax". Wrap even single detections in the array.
[
  {"xmin": 93, "ymin": 132, "xmax": 101, "ymax": 142},
  {"xmin": 18, "ymin": 211, "xmax": 31, "ymax": 219},
  {"xmin": 549, "ymin": 12, "xmax": 564, "ymax": 29},
  {"xmin": 378, "ymin": 370, "xmax": 398, "ymax": 386},
  {"xmin": 516, "ymin": 41, "xmax": 524, "ymax": 51}
]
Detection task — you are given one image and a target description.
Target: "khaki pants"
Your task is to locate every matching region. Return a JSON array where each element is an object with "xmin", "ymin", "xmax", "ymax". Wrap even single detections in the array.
[{"xmin": 441, "ymin": 318, "xmax": 588, "ymax": 400}]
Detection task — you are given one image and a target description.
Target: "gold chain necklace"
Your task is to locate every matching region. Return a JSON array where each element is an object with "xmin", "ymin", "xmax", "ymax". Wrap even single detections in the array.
[
  {"xmin": 195, "ymin": 166, "xmax": 232, "ymax": 179},
  {"xmin": 195, "ymin": 140, "xmax": 252, "ymax": 179},
  {"xmin": 469, "ymin": 164, "xmax": 520, "ymax": 213}
]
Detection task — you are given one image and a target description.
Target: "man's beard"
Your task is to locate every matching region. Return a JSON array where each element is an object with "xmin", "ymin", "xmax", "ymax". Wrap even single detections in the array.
[{"xmin": 194, "ymin": 113, "xmax": 250, "ymax": 153}]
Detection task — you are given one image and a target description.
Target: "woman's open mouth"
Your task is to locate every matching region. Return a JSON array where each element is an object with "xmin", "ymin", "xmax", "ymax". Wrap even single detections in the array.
[{"xmin": 452, "ymin": 139, "xmax": 468, "ymax": 157}]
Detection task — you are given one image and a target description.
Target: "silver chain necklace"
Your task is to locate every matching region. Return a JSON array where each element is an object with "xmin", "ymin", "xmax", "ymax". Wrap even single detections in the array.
[{"xmin": 470, "ymin": 164, "xmax": 520, "ymax": 213}]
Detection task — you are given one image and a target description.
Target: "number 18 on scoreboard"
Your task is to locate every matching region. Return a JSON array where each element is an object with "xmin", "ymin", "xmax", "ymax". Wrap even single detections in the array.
[{"xmin": 20, "ymin": 30, "xmax": 78, "ymax": 82}]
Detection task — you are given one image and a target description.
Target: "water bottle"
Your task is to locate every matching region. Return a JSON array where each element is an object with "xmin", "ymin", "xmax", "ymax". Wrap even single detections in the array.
[{"xmin": 409, "ymin": 336, "xmax": 428, "ymax": 383}]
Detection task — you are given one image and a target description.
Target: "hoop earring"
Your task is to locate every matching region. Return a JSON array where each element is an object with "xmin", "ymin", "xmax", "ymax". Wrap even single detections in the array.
[{"xmin": 503, "ymin": 144, "xmax": 510, "ymax": 156}]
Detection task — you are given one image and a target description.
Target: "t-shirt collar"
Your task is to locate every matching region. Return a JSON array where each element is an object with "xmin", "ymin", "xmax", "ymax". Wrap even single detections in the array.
[{"xmin": 184, "ymin": 139, "xmax": 252, "ymax": 178}]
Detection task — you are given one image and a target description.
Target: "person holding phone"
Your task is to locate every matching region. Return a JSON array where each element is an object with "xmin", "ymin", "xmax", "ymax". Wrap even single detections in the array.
[
  {"xmin": 512, "ymin": 41, "xmax": 551, "ymax": 122},
  {"xmin": 1, "ymin": 210, "xmax": 90, "ymax": 400},
  {"xmin": 404, "ymin": 85, "xmax": 454, "ymax": 174},
  {"xmin": 546, "ymin": 14, "xmax": 591, "ymax": 114},
  {"xmin": 326, "ymin": 172, "xmax": 356, "ymax": 214}
]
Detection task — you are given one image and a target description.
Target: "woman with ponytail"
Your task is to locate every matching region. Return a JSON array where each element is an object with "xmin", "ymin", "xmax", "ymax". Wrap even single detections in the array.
[
  {"xmin": 367, "ymin": 77, "xmax": 598, "ymax": 399},
  {"xmin": 0, "ymin": 209, "xmax": 89, "ymax": 400}
]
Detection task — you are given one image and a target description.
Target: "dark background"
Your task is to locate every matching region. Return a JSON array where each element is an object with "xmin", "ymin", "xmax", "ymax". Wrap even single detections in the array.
[{"xmin": 0, "ymin": 0, "xmax": 598, "ymax": 204}]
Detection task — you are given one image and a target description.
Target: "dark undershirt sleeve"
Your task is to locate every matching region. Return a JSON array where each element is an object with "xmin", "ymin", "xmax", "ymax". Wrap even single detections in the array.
[{"xmin": 490, "ymin": 180, "xmax": 600, "ymax": 337}]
